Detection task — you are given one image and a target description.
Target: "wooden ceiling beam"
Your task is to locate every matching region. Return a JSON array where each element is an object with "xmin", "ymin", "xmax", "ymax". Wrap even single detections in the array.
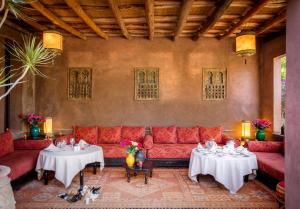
[
  {"xmin": 145, "ymin": 0, "xmax": 154, "ymax": 40},
  {"xmin": 219, "ymin": 0, "xmax": 269, "ymax": 39},
  {"xmin": 108, "ymin": 0, "xmax": 131, "ymax": 39},
  {"xmin": 193, "ymin": 0, "xmax": 233, "ymax": 40},
  {"xmin": 65, "ymin": 0, "xmax": 108, "ymax": 39},
  {"xmin": 28, "ymin": 0, "xmax": 86, "ymax": 40},
  {"xmin": 18, "ymin": 12, "xmax": 48, "ymax": 31},
  {"xmin": 174, "ymin": 0, "xmax": 194, "ymax": 41},
  {"xmin": 256, "ymin": 10, "xmax": 286, "ymax": 35}
]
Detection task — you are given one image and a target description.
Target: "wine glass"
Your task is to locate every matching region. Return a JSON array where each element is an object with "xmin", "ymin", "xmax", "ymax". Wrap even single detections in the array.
[{"xmin": 70, "ymin": 138, "xmax": 75, "ymax": 147}]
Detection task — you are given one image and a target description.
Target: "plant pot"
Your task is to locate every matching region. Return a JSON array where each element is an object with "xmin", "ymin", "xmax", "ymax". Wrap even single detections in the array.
[
  {"xmin": 126, "ymin": 154, "xmax": 135, "ymax": 167},
  {"xmin": 30, "ymin": 124, "xmax": 40, "ymax": 139},
  {"xmin": 256, "ymin": 129, "xmax": 265, "ymax": 141}
]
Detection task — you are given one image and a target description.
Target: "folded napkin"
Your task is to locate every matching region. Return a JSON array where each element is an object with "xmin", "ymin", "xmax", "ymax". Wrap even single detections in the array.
[
  {"xmin": 205, "ymin": 140, "xmax": 217, "ymax": 150},
  {"xmin": 44, "ymin": 143, "xmax": 62, "ymax": 152},
  {"xmin": 79, "ymin": 139, "xmax": 89, "ymax": 146},
  {"xmin": 197, "ymin": 143, "xmax": 203, "ymax": 150}
]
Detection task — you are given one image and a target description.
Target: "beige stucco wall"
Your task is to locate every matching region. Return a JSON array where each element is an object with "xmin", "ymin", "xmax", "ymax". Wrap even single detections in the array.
[{"xmin": 35, "ymin": 37, "xmax": 260, "ymax": 137}]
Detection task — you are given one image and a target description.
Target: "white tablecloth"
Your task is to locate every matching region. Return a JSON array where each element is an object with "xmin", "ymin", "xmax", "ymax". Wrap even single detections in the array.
[
  {"xmin": 188, "ymin": 148, "xmax": 257, "ymax": 194},
  {"xmin": 36, "ymin": 145, "xmax": 104, "ymax": 188}
]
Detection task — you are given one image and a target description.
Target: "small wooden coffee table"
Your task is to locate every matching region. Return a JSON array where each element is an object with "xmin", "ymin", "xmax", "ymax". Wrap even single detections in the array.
[{"xmin": 124, "ymin": 160, "xmax": 154, "ymax": 184}]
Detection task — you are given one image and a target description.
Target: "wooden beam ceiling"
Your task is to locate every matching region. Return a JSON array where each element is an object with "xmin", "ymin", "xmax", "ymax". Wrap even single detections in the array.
[
  {"xmin": 220, "ymin": 0, "xmax": 269, "ymax": 39},
  {"xmin": 108, "ymin": 0, "xmax": 131, "ymax": 39},
  {"xmin": 18, "ymin": 12, "xmax": 48, "ymax": 31},
  {"xmin": 256, "ymin": 10, "xmax": 286, "ymax": 35},
  {"xmin": 174, "ymin": 0, "xmax": 194, "ymax": 41},
  {"xmin": 64, "ymin": 0, "xmax": 108, "ymax": 39},
  {"xmin": 28, "ymin": 0, "xmax": 86, "ymax": 40},
  {"xmin": 193, "ymin": 0, "xmax": 233, "ymax": 40},
  {"xmin": 145, "ymin": 0, "xmax": 154, "ymax": 40}
]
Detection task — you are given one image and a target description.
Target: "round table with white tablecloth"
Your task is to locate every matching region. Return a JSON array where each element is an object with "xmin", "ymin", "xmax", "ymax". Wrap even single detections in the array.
[
  {"xmin": 0, "ymin": 165, "xmax": 15, "ymax": 209},
  {"xmin": 188, "ymin": 148, "xmax": 258, "ymax": 194},
  {"xmin": 36, "ymin": 144, "xmax": 104, "ymax": 188}
]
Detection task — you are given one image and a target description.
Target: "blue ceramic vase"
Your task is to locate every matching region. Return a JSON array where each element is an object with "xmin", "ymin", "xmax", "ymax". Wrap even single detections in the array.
[
  {"xmin": 256, "ymin": 129, "xmax": 266, "ymax": 141},
  {"xmin": 30, "ymin": 124, "xmax": 40, "ymax": 139}
]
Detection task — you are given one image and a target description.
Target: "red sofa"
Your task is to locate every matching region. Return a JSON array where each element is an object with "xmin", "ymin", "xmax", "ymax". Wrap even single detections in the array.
[
  {"xmin": 143, "ymin": 126, "xmax": 233, "ymax": 159},
  {"xmin": 248, "ymin": 141, "xmax": 284, "ymax": 181},
  {"xmin": 0, "ymin": 130, "xmax": 52, "ymax": 181},
  {"xmin": 56, "ymin": 126, "xmax": 146, "ymax": 159}
]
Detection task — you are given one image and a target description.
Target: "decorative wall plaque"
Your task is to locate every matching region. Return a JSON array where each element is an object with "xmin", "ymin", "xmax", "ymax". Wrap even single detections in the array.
[
  {"xmin": 135, "ymin": 68, "xmax": 159, "ymax": 100},
  {"xmin": 68, "ymin": 68, "xmax": 92, "ymax": 99},
  {"xmin": 203, "ymin": 68, "xmax": 227, "ymax": 100}
]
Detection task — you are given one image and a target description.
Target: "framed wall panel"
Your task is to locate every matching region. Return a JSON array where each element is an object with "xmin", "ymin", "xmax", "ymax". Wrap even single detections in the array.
[
  {"xmin": 68, "ymin": 68, "xmax": 92, "ymax": 99},
  {"xmin": 203, "ymin": 68, "xmax": 227, "ymax": 100},
  {"xmin": 135, "ymin": 68, "xmax": 159, "ymax": 100}
]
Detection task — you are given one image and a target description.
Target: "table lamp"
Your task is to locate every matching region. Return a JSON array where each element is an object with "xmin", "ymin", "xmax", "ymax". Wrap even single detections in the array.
[
  {"xmin": 241, "ymin": 120, "xmax": 251, "ymax": 146},
  {"xmin": 44, "ymin": 117, "xmax": 53, "ymax": 139}
]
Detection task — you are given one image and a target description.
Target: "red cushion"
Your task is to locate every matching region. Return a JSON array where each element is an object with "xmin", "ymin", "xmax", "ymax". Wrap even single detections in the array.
[
  {"xmin": 147, "ymin": 144, "xmax": 195, "ymax": 158},
  {"xmin": 152, "ymin": 126, "xmax": 177, "ymax": 144},
  {"xmin": 74, "ymin": 126, "xmax": 98, "ymax": 144},
  {"xmin": 0, "ymin": 150, "xmax": 40, "ymax": 180},
  {"xmin": 98, "ymin": 126, "xmax": 122, "ymax": 144},
  {"xmin": 254, "ymin": 152, "xmax": 284, "ymax": 181},
  {"xmin": 121, "ymin": 126, "xmax": 145, "ymax": 143},
  {"xmin": 14, "ymin": 140, "xmax": 52, "ymax": 150},
  {"xmin": 98, "ymin": 144, "xmax": 127, "ymax": 158},
  {"xmin": 0, "ymin": 130, "xmax": 14, "ymax": 158},
  {"xmin": 248, "ymin": 141, "xmax": 283, "ymax": 153},
  {"xmin": 177, "ymin": 127, "xmax": 199, "ymax": 144},
  {"xmin": 199, "ymin": 126, "xmax": 223, "ymax": 144}
]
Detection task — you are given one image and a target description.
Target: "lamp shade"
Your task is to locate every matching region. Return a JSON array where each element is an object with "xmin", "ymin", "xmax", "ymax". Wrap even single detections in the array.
[
  {"xmin": 44, "ymin": 117, "xmax": 53, "ymax": 135},
  {"xmin": 43, "ymin": 31, "xmax": 63, "ymax": 52},
  {"xmin": 241, "ymin": 120, "xmax": 251, "ymax": 139},
  {"xmin": 236, "ymin": 30, "xmax": 256, "ymax": 57}
]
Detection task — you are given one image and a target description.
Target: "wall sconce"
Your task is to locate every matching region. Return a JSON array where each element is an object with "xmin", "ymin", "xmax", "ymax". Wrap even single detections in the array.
[
  {"xmin": 44, "ymin": 117, "xmax": 53, "ymax": 138},
  {"xmin": 43, "ymin": 30, "xmax": 63, "ymax": 54},
  {"xmin": 241, "ymin": 120, "xmax": 251, "ymax": 139}
]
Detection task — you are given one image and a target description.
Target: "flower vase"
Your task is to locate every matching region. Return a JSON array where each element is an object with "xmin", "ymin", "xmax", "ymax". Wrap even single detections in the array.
[
  {"xmin": 30, "ymin": 124, "xmax": 40, "ymax": 139},
  {"xmin": 126, "ymin": 153, "xmax": 135, "ymax": 167},
  {"xmin": 256, "ymin": 129, "xmax": 265, "ymax": 141}
]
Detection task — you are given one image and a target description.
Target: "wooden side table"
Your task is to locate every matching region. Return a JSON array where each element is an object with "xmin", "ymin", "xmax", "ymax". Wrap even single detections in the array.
[{"xmin": 124, "ymin": 160, "xmax": 154, "ymax": 184}]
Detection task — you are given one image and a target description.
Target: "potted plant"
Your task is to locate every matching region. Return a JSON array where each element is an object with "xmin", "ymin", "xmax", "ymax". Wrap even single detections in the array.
[
  {"xmin": 252, "ymin": 119, "xmax": 271, "ymax": 141},
  {"xmin": 19, "ymin": 113, "xmax": 45, "ymax": 138},
  {"xmin": 120, "ymin": 139, "xmax": 142, "ymax": 167}
]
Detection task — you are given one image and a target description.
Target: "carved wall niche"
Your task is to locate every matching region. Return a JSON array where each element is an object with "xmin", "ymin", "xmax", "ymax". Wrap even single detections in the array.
[
  {"xmin": 135, "ymin": 68, "xmax": 159, "ymax": 100},
  {"xmin": 203, "ymin": 68, "xmax": 227, "ymax": 100},
  {"xmin": 68, "ymin": 68, "xmax": 92, "ymax": 99}
]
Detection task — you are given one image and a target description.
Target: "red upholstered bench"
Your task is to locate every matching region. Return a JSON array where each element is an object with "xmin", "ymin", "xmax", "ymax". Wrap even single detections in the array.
[{"xmin": 0, "ymin": 129, "xmax": 52, "ymax": 181}]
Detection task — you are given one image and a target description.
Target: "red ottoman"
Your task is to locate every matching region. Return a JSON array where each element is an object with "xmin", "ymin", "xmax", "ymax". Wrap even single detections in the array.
[{"xmin": 276, "ymin": 181, "xmax": 285, "ymax": 209}]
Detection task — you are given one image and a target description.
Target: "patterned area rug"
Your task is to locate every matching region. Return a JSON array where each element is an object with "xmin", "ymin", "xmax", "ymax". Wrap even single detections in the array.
[{"xmin": 14, "ymin": 168, "xmax": 278, "ymax": 209}]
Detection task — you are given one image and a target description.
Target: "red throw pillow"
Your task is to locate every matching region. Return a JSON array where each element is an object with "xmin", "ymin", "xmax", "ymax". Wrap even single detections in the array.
[
  {"xmin": 98, "ymin": 126, "xmax": 122, "ymax": 144},
  {"xmin": 152, "ymin": 126, "xmax": 177, "ymax": 144},
  {"xmin": 199, "ymin": 126, "xmax": 223, "ymax": 144},
  {"xmin": 248, "ymin": 141, "xmax": 283, "ymax": 153},
  {"xmin": 121, "ymin": 126, "xmax": 145, "ymax": 143},
  {"xmin": 177, "ymin": 127, "xmax": 199, "ymax": 144},
  {"xmin": 0, "ymin": 130, "xmax": 14, "ymax": 158},
  {"xmin": 74, "ymin": 126, "xmax": 98, "ymax": 144}
]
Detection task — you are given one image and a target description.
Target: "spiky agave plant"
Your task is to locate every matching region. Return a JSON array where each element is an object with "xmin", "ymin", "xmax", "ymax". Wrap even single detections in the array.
[
  {"xmin": 0, "ymin": 36, "xmax": 57, "ymax": 100},
  {"xmin": 0, "ymin": 0, "xmax": 28, "ymax": 28}
]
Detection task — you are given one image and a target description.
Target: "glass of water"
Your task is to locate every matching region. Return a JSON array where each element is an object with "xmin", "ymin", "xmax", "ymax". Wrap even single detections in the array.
[{"xmin": 70, "ymin": 138, "xmax": 75, "ymax": 147}]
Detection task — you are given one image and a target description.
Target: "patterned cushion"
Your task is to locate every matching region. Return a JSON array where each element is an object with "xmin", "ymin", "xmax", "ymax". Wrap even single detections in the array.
[
  {"xmin": 177, "ymin": 127, "xmax": 199, "ymax": 144},
  {"xmin": 248, "ymin": 141, "xmax": 283, "ymax": 153},
  {"xmin": 152, "ymin": 126, "xmax": 177, "ymax": 144},
  {"xmin": 199, "ymin": 126, "xmax": 223, "ymax": 144},
  {"xmin": 147, "ymin": 144, "xmax": 195, "ymax": 158},
  {"xmin": 0, "ymin": 130, "xmax": 14, "ymax": 158},
  {"xmin": 98, "ymin": 126, "xmax": 122, "ymax": 144},
  {"xmin": 74, "ymin": 126, "xmax": 98, "ymax": 144},
  {"xmin": 254, "ymin": 152, "xmax": 284, "ymax": 181},
  {"xmin": 121, "ymin": 126, "xmax": 145, "ymax": 142},
  {"xmin": 143, "ymin": 135, "xmax": 154, "ymax": 149}
]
